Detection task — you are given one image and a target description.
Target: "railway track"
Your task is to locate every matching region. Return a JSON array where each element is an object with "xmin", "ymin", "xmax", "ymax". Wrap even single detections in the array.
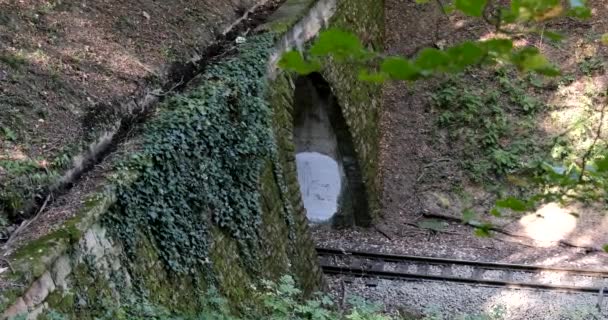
[{"xmin": 317, "ymin": 247, "xmax": 608, "ymax": 295}]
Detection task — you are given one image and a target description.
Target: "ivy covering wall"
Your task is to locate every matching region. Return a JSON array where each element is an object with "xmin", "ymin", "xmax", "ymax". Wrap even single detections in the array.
[{"xmin": 0, "ymin": 0, "xmax": 385, "ymax": 318}]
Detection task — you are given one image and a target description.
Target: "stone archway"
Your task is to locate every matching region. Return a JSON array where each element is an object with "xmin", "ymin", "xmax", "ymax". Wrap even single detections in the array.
[{"xmin": 292, "ymin": 73, "xmax": 369, "ymax": 226}]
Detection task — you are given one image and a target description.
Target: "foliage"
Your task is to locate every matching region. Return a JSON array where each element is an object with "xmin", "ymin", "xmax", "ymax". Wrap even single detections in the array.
[
  {"xmin": 0, "ymin": 159, "xmax": 59, "ymax": 219},
  {"xmin": 578, "ymin": 57, "xmax": 604, "ymax": 76},
  {"xmin": 104, "ymin": 33, "xmax": 277, "ymax": 274},
  {"xmin": 31, "ymin": 275, "xmax": 509, "ymax": 320},
  {"xmin": 423, "ymin": 305, "xmax": 506, "ymax": 320},
  {"xmin": 279, "ymin": 1, "xmax": 598, "ymax": 80},
  {"xmin": 431, "ymin": 71, "xmax": 546, "ymax": 182},
  {"xmin": 280, "ymin": 0, "xmax": 608, "ymax": 243},
  {"xmin": 0, "ymin": 51, "xmax": 27, "ymax": 70}
]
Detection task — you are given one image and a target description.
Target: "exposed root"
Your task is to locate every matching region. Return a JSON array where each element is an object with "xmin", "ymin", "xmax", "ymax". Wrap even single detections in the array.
[{"xmin": 421, "ymin": 212, "xmax": 603, "ymax": 253}]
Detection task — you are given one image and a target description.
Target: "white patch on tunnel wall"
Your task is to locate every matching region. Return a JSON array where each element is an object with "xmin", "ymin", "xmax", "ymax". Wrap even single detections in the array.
[
  {"xmin": 296, "ymin": 152, "xmax": 341, "ymax": 223},
  {"xmin": 293, "ymin": 75, "xmax": 347, "ymax": 223}
]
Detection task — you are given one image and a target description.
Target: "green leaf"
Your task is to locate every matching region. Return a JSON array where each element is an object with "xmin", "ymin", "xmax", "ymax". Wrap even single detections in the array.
[
  {"xmin": 380, "ymin": 57, "xmax": 420, "ymax": 80},
  {"xmin": 594, "ymin": 157, "xmax": 608, "ymax": 172},
  {"xmin": 483, "ymin": 38, "xmax": 513, "ymax": 59},
  {"xmin": 474, "ymin": 224, "xmax": 492, "ymax": 237},
  {"xmin": 568, "ymin": 0, "xmax": 591, "ymax": 19},
  {"xmin": 602, "ymin": 34, "xmax": 608, "ymax": 46},
  {"xmin": 446, "ymin": 41, "xmax": 485, "ymax": 71},
  {"xmin": 542, "ymin": 30, "xmax": 565, "ymax": 42},
  {"xmin": 358, "ymin": 69, "xmax": 388, "ymax": 83},
  {"xmin": 490, "ymin": 207, "xmax": 502, "ymax": 217},
  {"xmin": 603, "ymin": 244, "xmax": 608, "ymax": 253},
  {"xmin": 455, "ymin": 0, "xmax": 487, "ymax": 17},
  {"xmin": 309, "ymin": 28, "xmax": 364, "ymax": 60},
  {"xmin": 496, "ymin": 197, "xmax": 530, "ymax": 212},
  {"xmin": 414, "ymin": 48, "xmax": 450, "ymax": 74},
  {"xmin": 2, "ymin": 127, "xmax": 16, "ymax": 141},
  {"xmin": 511, "ymin": 47, "xmax": 560, "ymax": 76},
  {"xmin": 278, "ymin": 51, "xmax": 320, "ymax": 75}
]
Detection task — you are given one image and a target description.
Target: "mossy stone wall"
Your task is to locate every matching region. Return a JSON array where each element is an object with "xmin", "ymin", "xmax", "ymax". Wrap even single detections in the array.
[
  {"xmin": 320, "ymin": 0, "xmax": 385, "ymax": 225},
  {"xmin": 0, "ymin": 0, "xmax": 385, "ymax": 318}
]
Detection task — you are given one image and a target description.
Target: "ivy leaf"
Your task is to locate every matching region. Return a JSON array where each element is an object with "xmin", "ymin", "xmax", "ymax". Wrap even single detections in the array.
[
  {"xmin": 496, "ymin": 197, "xmax": 530, "ymax": 212},
  {"xmin": 454, "ymin": 0, "xmax": 487, "ymax": 17},
  {"xmin": 278, "ymin": 51, "xmax": 320, "ymax": 75},
  {"xmin": 381, "ymin": 57, "xmax": 420, "ymax": 80},
  {"xmin": 603, "ymin": 244, "xmax": 608, "ymax": 253}
]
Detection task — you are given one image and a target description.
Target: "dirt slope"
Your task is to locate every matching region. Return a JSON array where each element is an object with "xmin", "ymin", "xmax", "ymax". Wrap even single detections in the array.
[{"xmin": 0, "ymin": 0, "xmax": 258, "ymax": 232}]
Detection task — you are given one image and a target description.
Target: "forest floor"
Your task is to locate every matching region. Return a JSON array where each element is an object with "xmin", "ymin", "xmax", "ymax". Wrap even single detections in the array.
[
  {"xmin": 313, "ymin": 0, "xmax": 608, "ymax": 318},
  {"xmin": 0, "ymin": 0, "xmax": 272, "ymax": 243},
  {"xmin": 0, "ymin": 0, "xmax": 263, "ymax": 236}
]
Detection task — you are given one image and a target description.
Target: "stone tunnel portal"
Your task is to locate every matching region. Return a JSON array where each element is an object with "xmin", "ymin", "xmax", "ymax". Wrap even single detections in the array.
[{"xmin": 293, "ymin": 73, "xmax": 368, "ymax": 226}]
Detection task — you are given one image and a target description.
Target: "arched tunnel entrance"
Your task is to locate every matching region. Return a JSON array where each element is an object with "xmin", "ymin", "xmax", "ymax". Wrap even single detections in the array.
[{"xmin": 293, "ymin": 73, "xmax": 369, "ymax": 226}]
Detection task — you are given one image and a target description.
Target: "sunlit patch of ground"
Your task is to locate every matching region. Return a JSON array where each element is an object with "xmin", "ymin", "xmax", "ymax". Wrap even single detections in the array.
[
  {"xmin": 517, "ymin": 203, "xmax": 578, "ymax": 245},
  {"xmin": 504, "ymin": 201, "xmax": 608, "ymax": 251}
]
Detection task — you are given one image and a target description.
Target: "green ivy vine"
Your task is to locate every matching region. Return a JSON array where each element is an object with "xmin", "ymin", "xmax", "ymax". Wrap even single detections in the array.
[{"xmin": 104, "ymin": 33, "xmax": 277, "ymax": 274}]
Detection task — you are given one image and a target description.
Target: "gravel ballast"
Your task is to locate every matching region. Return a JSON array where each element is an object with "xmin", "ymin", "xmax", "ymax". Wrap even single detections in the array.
[{"xmin": 326, "ymin": 276, "xmax": 608, "ymax": 319}]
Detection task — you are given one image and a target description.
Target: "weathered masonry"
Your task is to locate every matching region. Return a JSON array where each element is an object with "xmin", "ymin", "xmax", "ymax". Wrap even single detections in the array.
[
  {"xmin": 292, "ymin": 73, "xmax": 369, "ymax": 226},
  {"xmin": 0, "ymin": 0, "xmax": 383, "ymax": 318}
]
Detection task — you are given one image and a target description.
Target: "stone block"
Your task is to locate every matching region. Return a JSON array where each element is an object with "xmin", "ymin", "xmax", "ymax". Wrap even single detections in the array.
[{"xmin": 22, "ymin": 271, "xmax": 55, "ymax": 309}]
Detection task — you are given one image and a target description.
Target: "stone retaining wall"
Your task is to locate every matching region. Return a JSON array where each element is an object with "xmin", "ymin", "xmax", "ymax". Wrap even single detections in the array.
[{"xmin": 0, "ymin": 0, "xmax": 384, "ymax": 318}]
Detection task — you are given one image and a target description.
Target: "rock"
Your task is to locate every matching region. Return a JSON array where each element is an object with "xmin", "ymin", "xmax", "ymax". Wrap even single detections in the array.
[
  {"xmin": 27, "ymin": 303, "xmax": 47, "ymax": 320},
  {"xmin": 2, "ymin": 297, "xmax": 27, "ymax": 320},
  {"xmin": 51, "ymin": 255, "xmax": 72, "ymax": 291},
  {"xmin": 432, "ymin": 192, "xmax": 451, "ymax": 209},
  {"xmin": 22, "ymin": 271, "xmax": 55, "ymax": 308}
]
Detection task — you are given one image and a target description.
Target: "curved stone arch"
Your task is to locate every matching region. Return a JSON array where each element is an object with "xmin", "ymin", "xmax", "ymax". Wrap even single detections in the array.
[{"xmin": 292, "ymin": 72, "xmax": 371, "ymax": 227}]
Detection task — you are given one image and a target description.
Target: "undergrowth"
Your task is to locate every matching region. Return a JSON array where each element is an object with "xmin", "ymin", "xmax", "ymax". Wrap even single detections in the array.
[
  {"xmin": 32, "ymin": 276, "xmax": 601, "ymax": 320},
  {"xmin": 104, "ymin": 33, "xmax": 277, "ymax": 276},
  {"xmin": 0, "ymin": 143, "xmax": 80, "ymax": 236},
  {"xmin": 431, "ymin": 68, "xmax": 549, "ymax": 183},
  {"xmin": 0, "ymin": 159, "xmax": 58, "ymax": 220},
  {"xmin": 30, "ymin": 276, "xmax": 515, "ymax": 320}
]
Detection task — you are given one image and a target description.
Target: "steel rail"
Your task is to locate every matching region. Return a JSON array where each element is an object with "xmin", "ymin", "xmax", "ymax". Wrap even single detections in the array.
[
  {"xmin": 316, "ymin": 247, "xmax": 608, "ymax": 277},
  {"xmin": 317, "ymin": 247, "xmax": 608, "ymax": 295}
]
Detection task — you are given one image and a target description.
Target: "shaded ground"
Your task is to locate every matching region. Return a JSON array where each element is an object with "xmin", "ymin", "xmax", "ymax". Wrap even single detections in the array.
[
  {"xmin": 313, "ymin": 0, "xmax": 608, "ymax": 270},
  {"xmin": 0, "ymin": 0, "xmax": 260, "ymax": 233}
]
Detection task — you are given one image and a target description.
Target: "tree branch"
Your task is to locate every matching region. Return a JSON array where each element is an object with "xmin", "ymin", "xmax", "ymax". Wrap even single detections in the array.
[{"xmin": 579, "ymin": 95, "xmax": 607, "ymax": 183}]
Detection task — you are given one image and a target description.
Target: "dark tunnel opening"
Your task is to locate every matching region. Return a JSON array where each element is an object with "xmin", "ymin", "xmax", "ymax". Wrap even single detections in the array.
[{"xmin": 292, "ymin": 73, "xmax": 370, "ymax": 227}]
